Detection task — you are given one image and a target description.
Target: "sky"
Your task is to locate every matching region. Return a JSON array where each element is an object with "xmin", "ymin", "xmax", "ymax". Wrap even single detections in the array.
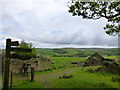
[{"xmin": 0, "ymin": 0, "xmax": 118, "ymax": 48}]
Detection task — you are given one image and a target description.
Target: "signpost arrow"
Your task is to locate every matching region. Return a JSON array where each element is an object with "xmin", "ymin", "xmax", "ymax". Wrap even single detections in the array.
[
  {"xmin": 11, "ymin": 47, "xmax": 32, "ymax": 52},
  {"xmin": 10, "ymin": 41, "xmax": 19, "ymax": 46}
]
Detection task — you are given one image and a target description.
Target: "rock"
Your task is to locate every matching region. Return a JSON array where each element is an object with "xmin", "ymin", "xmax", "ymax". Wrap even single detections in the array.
[
  {"xmin": 71, "ymin": 62, "xmax": 78, "ymax": 64},
  {"xmin": 59, "ymin": 75, "xmax": 73, "ymax": 79}
]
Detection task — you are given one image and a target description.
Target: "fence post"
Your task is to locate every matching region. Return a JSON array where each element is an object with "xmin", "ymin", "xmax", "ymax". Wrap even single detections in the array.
[
  {"xmin": 31, "ymin": 67, "xmax": 34, "ymax": 82},
  {"xmin": 10, "ymin": 72, "xmax": 13, "ymax": 87}
]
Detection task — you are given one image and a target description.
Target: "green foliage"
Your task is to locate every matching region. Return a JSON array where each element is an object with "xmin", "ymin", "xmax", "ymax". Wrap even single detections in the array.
[
  {"xmin": 68, "ymin": 1, "xmax": 120, "ymax": 36},
  {"xmin": 11, "ymin": 40, "xmax": 36, "ymax": 60}
]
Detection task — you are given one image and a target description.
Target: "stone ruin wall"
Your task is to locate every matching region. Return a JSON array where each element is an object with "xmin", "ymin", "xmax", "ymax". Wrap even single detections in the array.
[
  {"xmin": 2, "ymin": 57, "xmax": 52, "ymax": 74},
  {"xmin": 83, "ymin": 53, "xmax": 120, "ymax": 75}
]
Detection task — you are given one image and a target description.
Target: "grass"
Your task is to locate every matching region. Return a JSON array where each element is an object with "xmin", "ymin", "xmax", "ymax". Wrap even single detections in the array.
[
  {"xmin": 105, "ymin": 56, "xmax": 118, "ymax": 59},
  {"xmin": 50, "ymin": 57, "xmax": 86, "ymax": 66},
  {"xmin": 0, "ymin": 75, "xmax": 2, "ymax": 89},
  {"xmin": 35, "ymin": 67, "xmax": 79, "ymax": 76},
  {"xmin": 46, "ymin": 66, "xmax": 119, "ymax": 88},
  {"xmin": 11, "ymin": 80, "xmax": 43, "ymax": 88},
  {"xmin": 63, "ymin": 49, "xmax": 78, "ymax": 55},
  {"xmin": 11, "ymin": 67, "xmax": 79, "ymax": 88},
  {"xmin": 11, "ymin": 66, "xmax": 119, "ymax": 88},
  {"xmin": 5, "ymin": 56, "xmax": 120, "ymax": 88},
  {"xmin": 105, "ymin": 55, "xmax": 120, "ymax": 64}
]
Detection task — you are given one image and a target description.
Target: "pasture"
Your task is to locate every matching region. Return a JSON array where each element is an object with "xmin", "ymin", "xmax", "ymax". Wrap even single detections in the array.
[{"xmin": 7, "ymin": 56, "xmax": 119, "ymax": 88}]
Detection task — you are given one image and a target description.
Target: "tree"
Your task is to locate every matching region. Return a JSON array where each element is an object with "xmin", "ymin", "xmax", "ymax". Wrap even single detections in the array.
[
  {"xmin": 68, "ymin": 0, "xmax": 120, "ymax": 36},
  {"xmin": 11, "ymin": 40, "xmax": 36, "ymax": 60}
]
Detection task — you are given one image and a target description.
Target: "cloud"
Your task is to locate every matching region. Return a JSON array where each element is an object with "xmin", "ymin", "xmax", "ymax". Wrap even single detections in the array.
[{"xmin": 1, "ymin": 0, "xmax": 118, "ymax": 48}]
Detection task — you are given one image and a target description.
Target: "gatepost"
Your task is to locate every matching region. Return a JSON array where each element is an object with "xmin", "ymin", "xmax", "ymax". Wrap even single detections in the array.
[{"xmin": 31, "ymin": 67, "xmax": 34, "ymax": 82}]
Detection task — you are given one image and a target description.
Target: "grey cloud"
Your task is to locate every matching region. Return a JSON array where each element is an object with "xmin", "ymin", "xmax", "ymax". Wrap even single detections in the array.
[{"xmin": 1, "ymin": 1, "xmax": 118, "ymax": 48}]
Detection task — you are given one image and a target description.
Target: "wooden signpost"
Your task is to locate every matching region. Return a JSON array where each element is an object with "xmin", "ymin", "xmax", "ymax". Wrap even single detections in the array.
[{"xmin": 3, "ymin": 38, "xmax": 32, "ymax": 89}]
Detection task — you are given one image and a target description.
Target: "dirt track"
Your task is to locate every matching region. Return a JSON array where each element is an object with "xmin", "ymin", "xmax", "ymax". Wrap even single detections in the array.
[
  {"xmin": 35, "ymin": 67, "xmax": 82, "ymax": 88},
  {"xmin": 12, "ymin": 67, "xmax": 82, "ymax": 88}
]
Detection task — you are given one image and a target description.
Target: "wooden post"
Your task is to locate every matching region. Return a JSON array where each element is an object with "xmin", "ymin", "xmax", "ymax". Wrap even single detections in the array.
[
  {"xmin": 3, "ymin": 38, "xmax": 32, "ymax": 89},
  {"xmin": 3, "ymin": 39, "xmax": 11, "ymax": 89},
  {"xmin": 10, "ymin": 72, "xmax": 13, "ymax": 87},
  {"xmin": 31, "ymin": 67, "xmax": 34, "ymax": 82}
]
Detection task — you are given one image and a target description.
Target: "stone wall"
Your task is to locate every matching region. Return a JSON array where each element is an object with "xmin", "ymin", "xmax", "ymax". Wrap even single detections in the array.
[
  {"xmin": 83, "ymin": 53, "xmax": 120, "ymax": 75},
  {"xmin": 2, "ymin": 57, "xmax": 52, "ymax": 74},
  {"xmin": 101, "ymin": 62, "xmax": 120, "ymax": 75}
]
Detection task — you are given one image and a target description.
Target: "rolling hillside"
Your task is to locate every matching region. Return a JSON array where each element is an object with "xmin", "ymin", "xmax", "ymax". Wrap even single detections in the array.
[{"xmin": 35, "ymin": 48, "xmax": 118, "ymax": 57}]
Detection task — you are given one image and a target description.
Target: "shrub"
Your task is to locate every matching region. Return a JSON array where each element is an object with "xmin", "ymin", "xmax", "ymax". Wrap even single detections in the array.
[{"xmin": 112, "ymin": 75, "xmax": 120, "ymax": 82}]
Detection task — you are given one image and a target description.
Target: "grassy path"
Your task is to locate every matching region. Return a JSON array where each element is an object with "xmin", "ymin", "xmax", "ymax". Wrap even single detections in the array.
[
  {"xmin": 35, "ymin": 67, "xmax": 82, "ymax": 88},
  {"xmin": 11, "ymin": 66, "xmax": 119, "ymax": 88},
  {"xmin": 11, "ymin": 67, "xmax": 82, "ymax": 88}
]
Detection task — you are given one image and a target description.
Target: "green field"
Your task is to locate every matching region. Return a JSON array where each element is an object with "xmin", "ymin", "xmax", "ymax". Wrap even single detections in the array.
[
  {"xmin": 35, "ymin": 48, "xmax": 118, "ymax": 57},
  {"xmin": 47, "ymin": 67, "xmax": 119, "ymax": 88},
  {"xmin": 11, "ymin": 66, "xmax": 119, "ymax": 88},
  {"xmin": 7, "ymin": 55, "xmax": 119, "ymax": 88},
  {"xmin": 50, "ymin": 57, "xmax": 87, "ymax": 68}
]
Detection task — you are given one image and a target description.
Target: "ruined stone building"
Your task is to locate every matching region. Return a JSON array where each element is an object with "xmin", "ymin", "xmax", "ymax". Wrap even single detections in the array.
[
  {"xmin": 83, "ymin": 52, "xmax": 120, "ymax": 75},
  {"xmin": 83, "ymin": 53, "xmax": 105, "ymax": 66}
]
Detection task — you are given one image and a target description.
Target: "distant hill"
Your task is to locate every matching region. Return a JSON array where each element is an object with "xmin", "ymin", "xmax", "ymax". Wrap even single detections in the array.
[
  {"xmin": 35, "ymin": 48, "xmax": 118, "ymax": 57},
  {"xmin": 1, "ymin": 48, "xmax": 118, "ymax": 57}
]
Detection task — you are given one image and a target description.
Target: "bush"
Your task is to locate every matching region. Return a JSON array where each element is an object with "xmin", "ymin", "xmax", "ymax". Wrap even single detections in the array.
[{"xmin": 112, "ymin": 75, "xmax": 120, "ymax": 82}]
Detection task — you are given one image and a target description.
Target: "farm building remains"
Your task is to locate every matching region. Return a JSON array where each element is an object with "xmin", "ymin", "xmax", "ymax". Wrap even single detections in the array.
[
  {"xmin": 83, "ymin": 53, "xmax": 115, "ymax": 66},
  {"xmin": 2, "ymin": 56, "xmax": 52, "ymax": 74},
  {"xmin": 83, "ymin": 53, "xmax": 120, "ymax": 75}
]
